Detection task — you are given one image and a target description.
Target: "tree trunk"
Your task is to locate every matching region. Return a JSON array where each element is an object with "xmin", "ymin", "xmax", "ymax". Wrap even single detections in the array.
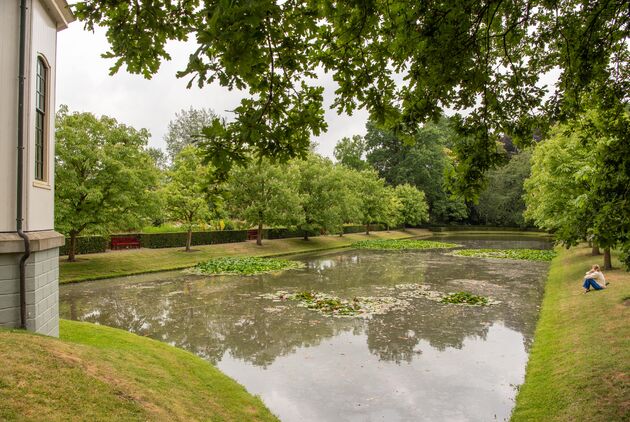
[
  {"xmin": 257, "ymin": 221, "xmax": 263, "ymax": 246},
  {"xmin": 603, "ymin": 248, "xmax": 613, "ymax": 270},
  {"xmin": 386, "ymin": 223, "xmax": 390, "ymax": 232},
  {"xmin": 68, "ymin": 231, "xmax": 77, "ymax": 262},
  {"xmin": 303, "ymin": 230, "xmax": 309, "ymax": 241},
  {"xmin": 365, "ymin": 223, "xmax": 370, "ymax": 235},
  {"xmin": 185, "ymin": 228, "xmax": 192, "ymax": 252},
  {"xmin": 591, "ymin": 245, "xmax": 601, "ymax": 255}
]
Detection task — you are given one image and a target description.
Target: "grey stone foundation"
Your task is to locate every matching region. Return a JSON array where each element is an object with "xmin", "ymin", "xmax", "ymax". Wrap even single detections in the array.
[{"xmin": 0, "ymin": 231, "xmax": 64, "ymax": 337}]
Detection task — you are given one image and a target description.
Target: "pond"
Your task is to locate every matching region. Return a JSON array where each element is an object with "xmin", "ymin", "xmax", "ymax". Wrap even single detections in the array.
[{"xmin": 60, "ymin": 234, "xmax": 552, "ymax": 422}]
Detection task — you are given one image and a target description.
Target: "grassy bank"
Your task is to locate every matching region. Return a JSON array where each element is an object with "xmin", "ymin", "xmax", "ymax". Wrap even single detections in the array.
[
  {"xmin": 512, "ymin": 246, "xmax": 629, "ymax": 421},
  {"xmin": 60, "ymin": 229, "xmax": 428, "ymax": 283},
  {"xmin": 0, "ymin": 320, "xmax": 278, "ymax": 422}
]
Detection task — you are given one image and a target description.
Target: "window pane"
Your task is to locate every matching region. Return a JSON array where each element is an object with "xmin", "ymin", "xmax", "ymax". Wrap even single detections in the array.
[{"xmin": 35, "ymin": 58, "xmax": 47, "ymax": 181}]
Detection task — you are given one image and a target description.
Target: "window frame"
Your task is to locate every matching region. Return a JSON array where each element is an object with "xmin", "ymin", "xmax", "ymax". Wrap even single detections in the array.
[{"xmin": 34, "ymin": 55, "xmax": 49, "ymax": 183}]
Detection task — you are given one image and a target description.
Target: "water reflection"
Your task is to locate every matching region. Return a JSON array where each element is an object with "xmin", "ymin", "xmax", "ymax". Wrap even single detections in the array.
[{"xmin": 60, "ymin": 236, "xmax": 551, "ymax": 421}]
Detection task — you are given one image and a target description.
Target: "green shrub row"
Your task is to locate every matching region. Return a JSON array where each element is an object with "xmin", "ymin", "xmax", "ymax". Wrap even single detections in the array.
[
  {"xmin": 59, "ymin": 224, "xmax": 391, "ymax": 255},
  {"xmin": 59, "ymin": 236, "xmax": 109, "ymax": 256},
  {"xmin": 139, "ymin": 230, "xmax": 248, "ymax": 249}
]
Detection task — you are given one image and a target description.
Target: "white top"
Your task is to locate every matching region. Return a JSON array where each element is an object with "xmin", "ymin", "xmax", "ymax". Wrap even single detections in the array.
[{"xmin": 584, "ymin": 270, "xmax": 606, "ymax": 288}]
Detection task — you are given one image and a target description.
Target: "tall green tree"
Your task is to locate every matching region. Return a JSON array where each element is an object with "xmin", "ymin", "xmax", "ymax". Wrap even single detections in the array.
[
  {"xmin": 364, "ymin": 119, "xmax": 467, "ymax": 223},
  {"xmin": 356, "ymin": 170, "xmax": 389, "ymax": 235},
  {"xmin": 333, "ymin": 135, "xmax": 369, "ymax": 171},
  {"xmin": 382, "ymin": 186, "xmax": 403, "ymax": 231},
  {"xmin": 162, "ymin": 146, "xmax": 221, "ymax": 252},
  {"xmin": 227, "ymin": 158, "xmax": 302, "ymax": 246},
  {"xmin": 75, "ymin": 1, "xmax": 627, "ymax": 195},
  {"xmin": 474, "ymin": 151, "xmax": 532, "ymax": 227},
  {"xmin": 394, "ymin": 184, "xmax": 429, "ymax": 228},
  {"xmin": 55, "ymin": 106, "xmax": 159, "ymax": 261},
  {"xmin": 164, "ymin": 107, "xmax": 221, "ymax": 160},
  {"xmin": 291, "ymin": 156, "xmax": 345, "ymax": 240},
  {"xmin": 524, "ymin": 109, "xmax": 629, "ymax": 269}
]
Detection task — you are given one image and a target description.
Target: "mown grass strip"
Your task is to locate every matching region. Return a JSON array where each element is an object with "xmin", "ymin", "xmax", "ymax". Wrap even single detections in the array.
[
  {"xmin": 351, "ymin": 239, "xmax": 459, "ymax": 250},
  {"xmin": 0, "ymin": 320, "xmax": 278, "ymax": 421},
  {"xmin": 511, "ymin": 246, "xmax": 629, "ymax": 421},
  {"xmin": 453, "ymin": 248, "xmax": 556, "ymax": 261}
]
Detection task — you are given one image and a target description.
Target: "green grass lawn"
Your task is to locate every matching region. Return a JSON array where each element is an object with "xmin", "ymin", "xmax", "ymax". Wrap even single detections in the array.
[
  {"xmin": 60, "ymin": 229, "xmax": 429, "ymax": 283},
  {"xmin": 0, "ymin": 320, "xmax": 278, "ymax": 422},
  {"xmin": 511, "ymin": 245, "xmax": 629, "ymax": 421}
]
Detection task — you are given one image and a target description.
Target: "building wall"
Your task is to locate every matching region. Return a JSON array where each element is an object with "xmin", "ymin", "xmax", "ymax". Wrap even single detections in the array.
[
  {"xmin": 0, "ymin": 248, "xmax": 60, "ymax": 337},
  {"xmin": 27, "ymin": 0, "xmax": 57, "ymax": 231},
  {"xmin": 0, "ymin": 1, "xmax": 19, "ymax": 233},
  {"xmin": 0, "ymin": 0, "xmax": 69, "ymax": 338}
]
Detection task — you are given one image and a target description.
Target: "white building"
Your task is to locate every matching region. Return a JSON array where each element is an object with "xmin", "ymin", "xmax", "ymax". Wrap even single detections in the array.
[{"xmin": 0, "ymin": 0, "xmax": 73, "ymax": 336}]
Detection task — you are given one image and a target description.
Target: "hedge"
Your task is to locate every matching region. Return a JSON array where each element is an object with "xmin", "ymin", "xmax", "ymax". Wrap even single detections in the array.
[
  {"xmin": 59, "ymin": 236, "xmax": 109, "ymax": 256},
  {"xmin": 428, "ymin": 225, "xmax": 545, "ymax": 232},
  {"xmin": 264, "ymin": 228, "xmax": 320, "ymax": 240},
  {"xmin": 139, "ymin": 230, "xmax": 248, "ymax": 249},
  {"xmin": 342, "ymin": 224, "xmax": 387, "ymax": 234}
]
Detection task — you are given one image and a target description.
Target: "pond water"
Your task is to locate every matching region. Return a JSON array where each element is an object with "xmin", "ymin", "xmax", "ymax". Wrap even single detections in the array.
[{"xmin": 60, "ymin": 235, "xmax": 552, "ymax": 422}]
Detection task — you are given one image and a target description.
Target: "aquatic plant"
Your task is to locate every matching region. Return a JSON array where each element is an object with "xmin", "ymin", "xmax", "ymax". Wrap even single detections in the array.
[
  {"xmin": 351, "ymin": 239, "xmax": 459, "ymax": 250},
  {"xmin": 192, "ymin": 257, "xmax": 303, "ymax": 276},
  {"xmin": 452, "ymin": 248, "xmax": 556, "ymax": 262},
  {"xmin": 440, "ymin": 291, "xmax": 489, "ymax": 306},
  {"xmin": 259, "ymin": 290, "xmax": 407, "ymax": 318}
]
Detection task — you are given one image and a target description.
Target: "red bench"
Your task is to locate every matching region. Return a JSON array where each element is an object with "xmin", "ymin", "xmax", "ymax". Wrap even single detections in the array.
[
  {"xmin": 247, "ymin": 229, "xmax": 258, "ymax": 240},
  {"xmin": 110, "ymin": 236, "xmax": 141, "ymax": 250}
]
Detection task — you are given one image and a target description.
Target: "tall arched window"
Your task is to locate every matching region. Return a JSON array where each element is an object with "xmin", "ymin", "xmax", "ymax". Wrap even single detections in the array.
[{"xmin": 35, "ymin": 57, "xmax": 47, "ymax": 181}]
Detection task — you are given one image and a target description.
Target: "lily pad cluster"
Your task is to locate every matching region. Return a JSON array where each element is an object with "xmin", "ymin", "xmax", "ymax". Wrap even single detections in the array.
[
  {"xmin": 440, "ymin": 291, "xmax": 489, "ymax": 306},
  {"xmin": 192, "ymin": 257, "xmax": 304, "ymax": 276},
  {"xmin": 351, "ymin": 239, "xmax": 460, "ymax": 250},
  {"xmin": 452, "ymin": 248, "xmax": 556, "ymax": 262},
  {"xmin": 260, "ymin": 284, "xmax": 498, "ymax": 318},
  {"xmin": 259, "ymin": 291, "xmax": 407, "ymax": 318}
]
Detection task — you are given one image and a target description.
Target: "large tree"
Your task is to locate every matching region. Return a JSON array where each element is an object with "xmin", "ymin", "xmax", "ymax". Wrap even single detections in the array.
[
  {"xmin": 474, "ymin": 151, "xmax": 532, "ymax": 227},
  {"xmin": 74, "ymin": 1, "xmax": 628, "ymax": 195},
  {"xmin": 394, "ymin": 184, "xmax": 429, "ymax": 228},
  {"xmin": 291, "ymin": 155, "xmax": 346, "ymax": 240},
  {"xmin": 164, "ymin": 107, "xmax": 221, "ymax": 160},
  {"xmin": 333, "ymin": 135, "xmax": 370, "ymax": 171},
  {"xmin": 162, "ymin": 146, "xmax": 221, "ymax": 252},
  {"xmin": 227, "ymin": 158, "xmax": 302, "ymax": 246},
  {"xmin": 355, "ymin": 170, "xmax": 389, "ymax": 235},
  {"xmin": 524, "ymin": 109, "xmax": 629, "ymax": 269},
  {"xmin": 364, "ymin": 119, "xmax": 467, "ymax": 223},
  {"xmin": 55, "ymin": 106, "xmax": 160, "ymax": 261}
]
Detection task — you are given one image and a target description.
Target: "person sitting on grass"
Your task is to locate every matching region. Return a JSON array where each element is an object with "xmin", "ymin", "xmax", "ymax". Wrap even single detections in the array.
[{"xmin": 583, "ymin": 264, "xmax": 607, "ymax": 293}]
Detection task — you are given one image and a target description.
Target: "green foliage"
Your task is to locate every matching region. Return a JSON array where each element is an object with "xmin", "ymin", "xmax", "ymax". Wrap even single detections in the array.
[
  {"xmin": 59, "ymin": 236, "xmax": 109, "ymax": 256},
  {"xmin": 193, "ymin": 257, "xmax": 302, "ymax": 276},
  {"xmin": 452, "ymin": 249, "xmax": 556, "ymax": 262},
  {"xmin": 354, "ymin": 169, "xmax": 389, "ymax": 232},
  {"xmin": 394, "ymin": 184, "xmax": 429, "ymax": 227},
  {"xmin": 440, "ymin": 292, "xmax": 489, "ymax": 306},
  {"xmin": 524, "ymin": 108, "xmax": 630, "ymax": 269},
  {"xmin": 474, "ymin": 151, "xmax": 532, "ymax": 227},
  {"xmin": 265, "ymin": 227, "xmax": 319, "ymax": 240},
  {"xmin": 161, "ymin": 146, "xmax": 221, "ymax": 250},
  {"xmin": 227, "ymin": 158, "xmax": 302, "ymax": 245},
  {"xmin": 75, "ymin": 0, "xmax": 628, "ymax": 196},
  {"xmin": 291, "ymin": 155, "xmax": 347, "ymax": 238},
  {"xmin": 333, "ymin": 135, "xmax": 370, "ymax": 171},
  {"xmin": 139, "ymin": 230, "xmax": 247, "ymax": 249},
  {"xmin": 54, "ymin": 106, "xmax": 160, "ymax": 260},
  {"xmin": 364, "ymin": 119, "xmax": 468, "ymax": 223},
  {"xmin": 352, "ymin": 239, "xmax": 459, "ymax": 250},
  {"xmin": 164, "ymin": 107, "xmax": 221, "ymax": 160}
]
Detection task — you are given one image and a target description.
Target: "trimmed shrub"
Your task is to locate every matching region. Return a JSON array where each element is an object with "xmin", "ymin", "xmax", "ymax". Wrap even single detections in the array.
[
  {"xmin": 265, "ymin": 228, "xmax": 320, "ymax": 240},
  {"xmin": 139, "ymin": 230, "xmax": 248, "ymax": 249},
  {"xmin": 59, "ymin": 236, "xmax": 109, "ymax": 256},
  {"xmin": 342, "ymin": 224, "xmax": 387, "ymax": 234}
]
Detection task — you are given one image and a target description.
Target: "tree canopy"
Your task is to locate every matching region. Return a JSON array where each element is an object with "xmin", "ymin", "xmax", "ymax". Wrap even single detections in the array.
[
  {"xmin": 164, "ymin": 107, "xmax": 221, "ymax": 160},
  {"xmin": 74, "ymin": 0, "xmax": 629, "ymax": 196},
  {"xmin": 55, "ymin": 106, "xmax": 160, "ymax": 260}
]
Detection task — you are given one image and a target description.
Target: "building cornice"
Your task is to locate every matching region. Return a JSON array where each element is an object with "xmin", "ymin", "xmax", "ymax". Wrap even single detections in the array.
[
  {"xmin": 0, "ymin": 231, "xmax": 65, "ymax": 253},
  {"xmin": 41, "ymin": 0, "xmax": 75, "ymax": 31}
]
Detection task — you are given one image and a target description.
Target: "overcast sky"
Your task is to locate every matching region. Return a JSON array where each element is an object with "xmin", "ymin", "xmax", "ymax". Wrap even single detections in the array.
[{"xmin": 56, "ymin": 24, "xmax": 369, "ymax": 159}]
